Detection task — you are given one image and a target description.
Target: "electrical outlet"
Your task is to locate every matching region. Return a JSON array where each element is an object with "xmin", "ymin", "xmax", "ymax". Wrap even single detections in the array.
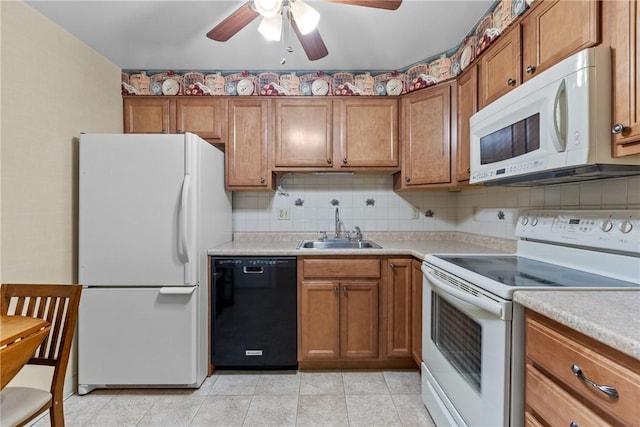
[
  {"xmin": 277, "ymin": 208, "xmax": 290, "ymax": 220},
  {"xmin": 412, "ymin": 206, "xmax": 420, "ymax": 220}
]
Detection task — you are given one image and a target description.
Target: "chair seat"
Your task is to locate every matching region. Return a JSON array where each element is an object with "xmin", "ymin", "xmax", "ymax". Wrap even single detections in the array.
[{"xmin": 0, "ymin": 387, "xmax": 52, "ymax": 427}]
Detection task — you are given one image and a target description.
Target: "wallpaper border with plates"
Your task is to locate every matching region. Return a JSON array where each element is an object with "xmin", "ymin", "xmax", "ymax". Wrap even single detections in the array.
[{"xmin": 122, "ymin": 0, "xmax": 532, "ymax": 97}]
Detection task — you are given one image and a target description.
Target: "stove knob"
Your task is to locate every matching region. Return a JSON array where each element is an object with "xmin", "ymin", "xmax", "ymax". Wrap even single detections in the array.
[
  {"xmin": 531, "ymin": 217, "xmax": 538, "ymax": 226},
  {"xmin": 600, "ymin": 220, "xmax": 613, "ymax": 232},
  {"xmin": 619, "ymin": 220, "xmax": 633, "ymax": 234},
  {"xmin": 520, "ymin": 217, "xmax": 529, "ymax": 226}
]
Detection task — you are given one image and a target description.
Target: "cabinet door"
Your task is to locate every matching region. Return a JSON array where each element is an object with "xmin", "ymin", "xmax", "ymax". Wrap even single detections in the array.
[
  {"xmin": 521, "ymin": 0, "xmax": 599, "ymax": 83},
  {"xmin": 604, "ymin": 0, "xmax": 640, "ymax": 154},
  {"xmin": 175, "ymin": 98, "xmax": 225, "ymax": 140},
  {"xmin": 273, "ymin": 98, "xmax": 333, "ymax": 168},
  {"xmin": 226, "ymin": 99, "xmax": 272, "ymax": 190},
  {"xmin": 478, "ymin": 26, "xmax": 521, "ymax": 109},
  {"xmin": 386, "ymin": 258, "xmax": 412, "ymax": 358},
  {"xmin": 299, "ymin": 281, "xmax": 340, "ymax": 360},
  {"xmin": 123, "ymin": 98, "xmax": 170, "ymax": 134},
  {"xmin": 399, "ymin": 84, "xmax": 452, "ymax": 187},
  {"xmin": 340, "ymin": 281, "xmax": 379, "ymax": 359},
  {"xmin": 336, "ymin": 99, "xmax": 399, "ymax": 169},
  {"xmin": 456, "ymin": 66, "xmax": 477, "ymax": 182},
  {"xmin": 411, "ymin": 259, "xmax": 422, "ymax": 366}
]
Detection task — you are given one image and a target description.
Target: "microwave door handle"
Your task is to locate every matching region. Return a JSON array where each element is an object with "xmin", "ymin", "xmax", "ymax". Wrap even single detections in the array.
[
  {"xmin": 549, "ymin": 79, "xmax": 567, "ymax": 152},
  {"xmin": 422, "ymin": 266, "xmax": 504, "ymax": 318}
]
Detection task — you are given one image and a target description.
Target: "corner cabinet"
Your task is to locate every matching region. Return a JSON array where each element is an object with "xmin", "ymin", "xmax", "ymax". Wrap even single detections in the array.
[
  {"xmin": 298, "ymin": 258, "xmax": 380, "ymax": 363},
  {"xmin": 395, "ymin": 82, "xmax": 455, "ymax": 190},
  {"xmin": 604, "ymin": 0, "xmax": 640, "ymax": 155},
  {"xmin": 123, "ymin": 97, "xmax": 225, "ymax": 143},
  {"xmin": 226, "ymin": 99, "xmax": 274, "ymax": 191},
  {"xmin": 525, "ymin": 310, "xmax": 640, "ymax": 426},
  {"xmin": 272, "ymin": 97, "xmax": 399, "ymax": 172},
  {"xmin": 385, "ymin": 258, "xmax": 412, "ymax": 358},
  {"xmin": 456, "ymin": 65, "xmax": 477, "ymax": 183}
]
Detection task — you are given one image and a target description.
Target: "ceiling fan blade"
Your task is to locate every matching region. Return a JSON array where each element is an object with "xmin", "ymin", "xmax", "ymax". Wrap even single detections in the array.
[
  {"xmin": 206, "ymin": 1, "xmax": 260, "ymax": 41},
  {"xmin": 291, "ymin": 19, "xmax": 328, "ymax": 61},
  {"xmin": 323, "ymin": 0, "xmax": 402, "ymax": 10}
]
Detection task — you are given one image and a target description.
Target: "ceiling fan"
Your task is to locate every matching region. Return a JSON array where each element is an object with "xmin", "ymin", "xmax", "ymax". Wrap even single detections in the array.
[{"xmin": 206, "ymin": 0, "xmax": 402, "ymax": 61}]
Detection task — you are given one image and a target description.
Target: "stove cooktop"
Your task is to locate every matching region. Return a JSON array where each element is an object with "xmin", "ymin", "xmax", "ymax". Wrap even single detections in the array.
[{"xmin": 434, "ymin": 255, "xmax": 640, "ymax": 289}]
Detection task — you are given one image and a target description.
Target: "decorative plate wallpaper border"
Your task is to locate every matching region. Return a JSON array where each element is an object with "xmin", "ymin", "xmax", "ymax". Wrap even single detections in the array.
[{"xmin": 122, "ymin": 0, "xmax": 533, "ymax": 97}]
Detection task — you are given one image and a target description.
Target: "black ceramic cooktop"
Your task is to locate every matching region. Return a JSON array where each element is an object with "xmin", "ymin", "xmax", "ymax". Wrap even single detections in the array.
[{"xmin": 434, "ymin": 255, "xmax": 639, "ymax": 288}]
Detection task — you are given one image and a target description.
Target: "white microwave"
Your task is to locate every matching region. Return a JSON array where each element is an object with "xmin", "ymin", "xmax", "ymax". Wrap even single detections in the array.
[{"xmin": 469, "ymin": 46, "xmax": 640, "ymax": 186}]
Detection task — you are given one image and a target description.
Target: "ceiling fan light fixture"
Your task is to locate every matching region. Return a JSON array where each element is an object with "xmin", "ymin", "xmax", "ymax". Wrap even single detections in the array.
[
  {"xmin": 253, "ymin": 0, "xmax": 282, "ymax": 18},
  {"xmin": 289, "ymin": 0, "xmax": 320, "ymax": 35},
  {"xmin": 258, "ymin": 13, "xmax": 283, "ymax": 41}
]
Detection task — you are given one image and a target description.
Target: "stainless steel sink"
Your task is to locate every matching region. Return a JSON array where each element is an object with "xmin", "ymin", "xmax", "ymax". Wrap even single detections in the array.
[{"xmin": 296, "ymin": 239, "xmax": 382, "ymax": 250}]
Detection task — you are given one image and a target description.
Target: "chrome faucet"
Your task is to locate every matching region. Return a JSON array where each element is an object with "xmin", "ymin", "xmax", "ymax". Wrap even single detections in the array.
[
  {"xmin": 334, "ymin": 207, "xmax": 340, "ymax": 239},
  {"xmin": 353, "ymin": 226, "xmax": 362, "ymax": 241}
]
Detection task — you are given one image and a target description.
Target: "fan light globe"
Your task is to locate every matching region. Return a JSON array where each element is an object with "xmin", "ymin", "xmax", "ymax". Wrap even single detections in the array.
[
  {"xmin": 253, "ymin": 0, "xmax": 282, "ymax": 18},
  {"xmin": 290, "ymin": 0, "xmax": 320, "ymax": 35},
  {"xmin": 258, "ymin": 14, "xmax": 283, "ymax": 41}
]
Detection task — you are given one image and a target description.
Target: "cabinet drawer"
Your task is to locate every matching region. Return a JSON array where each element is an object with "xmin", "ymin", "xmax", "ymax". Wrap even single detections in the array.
[
  {"xmin": 302, "ymin": 258, "xmax": 380, "ymax": 279},
  {"xmin": 526, "ymin": 364, "xmax": 612, "ymax": 426},
  {"xmin": 526, "ymin": 316, "xmax": 640, "ymax": 424}
]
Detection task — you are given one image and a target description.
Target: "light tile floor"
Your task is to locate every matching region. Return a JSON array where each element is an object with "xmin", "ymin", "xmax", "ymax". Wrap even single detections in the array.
[{"xmin": 32, "ymin": 370, "xmax": 436, "ymax": 427}]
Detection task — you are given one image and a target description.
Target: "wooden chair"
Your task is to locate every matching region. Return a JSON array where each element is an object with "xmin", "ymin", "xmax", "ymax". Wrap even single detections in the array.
[{"xmin": 0, "ymin": 284, "xmax": 82, "ymax": 427}]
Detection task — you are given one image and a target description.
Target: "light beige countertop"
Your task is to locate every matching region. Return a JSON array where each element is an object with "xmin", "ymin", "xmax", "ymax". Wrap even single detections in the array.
[
  {"xmin": 207, "ymin": 231, "xmax": 516, "ymax": 259},
  {"xmin": 514, "ymin": 291, "xmax": 640, "ymax": 360}
]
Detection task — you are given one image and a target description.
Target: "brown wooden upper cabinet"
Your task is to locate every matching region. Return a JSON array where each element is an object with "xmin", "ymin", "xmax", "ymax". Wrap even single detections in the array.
[
  {"xmin": 273, "ymin": 98, "xmax": 333, "ymax": 169},
  {"xmin": 123, "ymin": 97, "xmax": 225, "ymax": 142},
  {"xmin": 603, "ymin": 0, "xmax": 640, "ymax": 155},
  {"xmin": 273, "ymin": 97, "xmax": 399, "ymax": 172},
  {"xmin": 123, "ymin": 97, "xmax": 171, "ymax": 134},
  {"xmin": 395, "ymin": 82, "xmax": 454, "ymax": 190},
  {"xmin": 478, "ymin": 0, "xmax": 599, "ymax": 110},
  {"xmin": 456, "ymin": 65, "xmax": 477, "ymax": 183},
  {"xmin": 226, "ymin": 98, "xmax": 273, "ymax": 191},
  {"xmin": 521, "ymin": 0, "xmax": 599, "ymax": 83}
]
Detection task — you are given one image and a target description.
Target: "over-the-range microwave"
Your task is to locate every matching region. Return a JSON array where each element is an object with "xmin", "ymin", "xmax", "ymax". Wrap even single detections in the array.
[{"xmin": 469, "ymin": 46, "xmax": 640, "ymax": 186}]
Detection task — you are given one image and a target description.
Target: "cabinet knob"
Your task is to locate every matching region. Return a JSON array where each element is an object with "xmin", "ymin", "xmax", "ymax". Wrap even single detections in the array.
[
  {"xmin": 612, "ymin": 123, "xmax": 628, "ymax": 134},
  {"xmin": 342, "ymin": 157, "xmax": 348, "ymax": 164},
  {"xmin": 327, "ymin": 158, "xmax": 332, "ymax": 164},
  {"xmin": 570, "ymin": 423, "xmax": 578, "ymax": 427},
  {"xmin": 466, "ymin": 167, "xmax": 471, "ymax": 173},
  {"xmin": 260, "ymin": 177, "xmax": 266, "ymax": 184},
  {"xmin": 177, "ymin": 129, "xmax": 183, "ymax": 134},
  {"xmin": 525, "ymin": 65, "xmax": 536, "ymax": 74},
  {"xmin": 507, "ymin": 78, "xmax": 516, "ymax": 86},
  {"xmin": 390, "ymin": 263, "xmax": 395, "ymax": 270},
  {"xmin": 333, "ymin": 286, "xmax": 338, "ymax": 293},
  {"xmin": 405, "ymin": 176, "xmax": 411, "ymax": 182},
  {"xmin": 342, "ymin": 286, "xmax": 348, "ymax": 292}
]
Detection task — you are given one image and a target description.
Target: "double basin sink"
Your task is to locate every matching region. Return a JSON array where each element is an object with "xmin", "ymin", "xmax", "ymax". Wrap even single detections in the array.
[{"xmin": 296, "ymin": 239, "xmax": 382, "ymax": 250}]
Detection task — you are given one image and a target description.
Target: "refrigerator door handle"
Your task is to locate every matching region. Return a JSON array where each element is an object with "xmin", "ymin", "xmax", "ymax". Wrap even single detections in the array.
[
  {"xmin": 159, "ymin": 286, "xmax": 196, "ymax": 295},
  {"xmin": 179, "ymin": 173, "xmax": 192, "ymax": 267}
]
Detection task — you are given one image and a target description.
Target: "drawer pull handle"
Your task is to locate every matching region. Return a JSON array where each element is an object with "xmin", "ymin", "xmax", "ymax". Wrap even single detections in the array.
[{"xmin": 571, "ymin": 364, "xmax": 619, "ymax": 399}]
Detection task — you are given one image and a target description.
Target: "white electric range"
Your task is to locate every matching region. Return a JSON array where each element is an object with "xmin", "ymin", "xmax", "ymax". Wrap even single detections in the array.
[{"xmin": 421, "ymin": 210, "xmax": 639, "ymax": 427}]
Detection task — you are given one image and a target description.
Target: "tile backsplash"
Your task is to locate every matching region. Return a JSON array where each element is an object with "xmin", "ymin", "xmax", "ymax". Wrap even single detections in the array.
[{"xmin": 232, "ymin": 174, "xmax": 640, "ymax": 240}]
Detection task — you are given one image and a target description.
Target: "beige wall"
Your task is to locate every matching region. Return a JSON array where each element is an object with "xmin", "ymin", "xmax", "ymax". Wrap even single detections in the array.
[
  {"xmin": 1, "ymin": 0, "xmax": 122, "ymax": 396},
  {"xmin": 1, "ymin": 1, "xmax": 122, "ymax": 282}
]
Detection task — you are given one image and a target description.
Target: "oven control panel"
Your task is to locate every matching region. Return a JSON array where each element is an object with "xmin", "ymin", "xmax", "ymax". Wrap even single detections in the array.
[{"xmin": 516, "ymin": 210, "xmax": 640, "ymax": 253}]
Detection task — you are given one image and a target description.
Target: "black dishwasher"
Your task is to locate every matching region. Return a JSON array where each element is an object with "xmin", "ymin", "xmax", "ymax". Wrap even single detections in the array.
[{"xmin": 211, "ymin": 257, "xmax": 297, "ymax": 369}]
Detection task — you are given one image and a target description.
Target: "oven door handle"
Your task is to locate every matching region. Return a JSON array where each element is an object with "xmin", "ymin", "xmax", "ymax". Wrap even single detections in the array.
[{"xmin": 423, "ymin": 266, "xmax": 504, "ymax": 318}]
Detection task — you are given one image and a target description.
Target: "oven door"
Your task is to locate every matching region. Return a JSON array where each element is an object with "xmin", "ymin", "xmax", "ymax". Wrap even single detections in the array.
[{"xmin": 421, "ymin": 262, "xmax": 512, "ymax": 427}]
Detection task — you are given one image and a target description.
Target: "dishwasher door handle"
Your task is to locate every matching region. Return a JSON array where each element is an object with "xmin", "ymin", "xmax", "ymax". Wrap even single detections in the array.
[{"xmin": 243, "ymin": 266, "xmax": 264, "ymax": 274}]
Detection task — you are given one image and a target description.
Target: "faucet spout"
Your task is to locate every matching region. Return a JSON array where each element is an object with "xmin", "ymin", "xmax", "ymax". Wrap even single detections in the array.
[{"xmin": 335, "ymin": 207, "xmax": 340, "ymax": 239}]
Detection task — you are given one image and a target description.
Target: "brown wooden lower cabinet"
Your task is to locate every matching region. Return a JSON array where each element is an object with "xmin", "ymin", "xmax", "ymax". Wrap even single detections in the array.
[
  {"xmin": 298, "ymin": 256, "xmax": 420, "ymax": 369},
  {"xmin": 525, "ymin": 310, "xmax": 640, "ymax": 426},
  {"xmin": 411, "ymin": 259, "xmax": 423, "ymax": 366}
]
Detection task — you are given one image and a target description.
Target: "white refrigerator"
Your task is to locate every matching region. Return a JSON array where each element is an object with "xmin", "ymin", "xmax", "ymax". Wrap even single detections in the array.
[{"xmin": 77, "ymin": 133, "xmax": 231, "ymax": 394}]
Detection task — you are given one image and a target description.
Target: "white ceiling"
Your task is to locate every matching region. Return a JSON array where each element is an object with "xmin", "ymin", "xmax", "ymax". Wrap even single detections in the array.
[{"xmin": 26, "ymin": 0, "xmax": 494, "ymax": 72}]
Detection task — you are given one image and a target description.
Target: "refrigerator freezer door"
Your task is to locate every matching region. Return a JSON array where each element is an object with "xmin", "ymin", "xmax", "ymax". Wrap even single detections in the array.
[
  {"xmin": 79, "ymin": 134, "xmax": 196, "ymax": 286},
  {"xmin": 78, "ymin": 287, "xmax": 201, "ymax": 389}
]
